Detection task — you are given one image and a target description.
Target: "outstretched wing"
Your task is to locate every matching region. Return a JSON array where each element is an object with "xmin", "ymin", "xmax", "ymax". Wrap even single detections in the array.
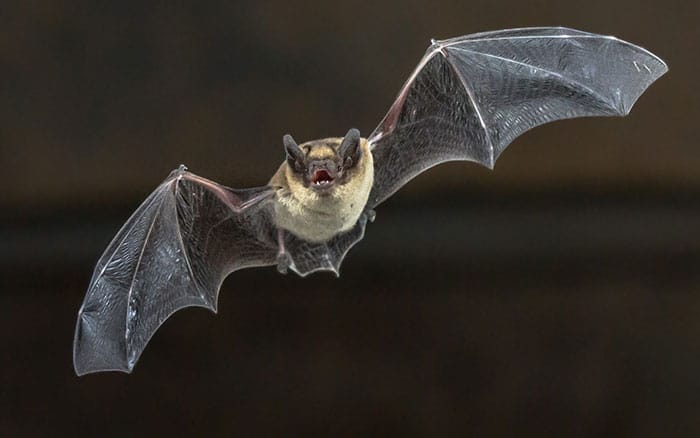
[
  {"xmin": 73, "ymin": 166, "xmax": 277, "ymax": 375},
  {"xmin": 367, "ymin": 27, "xmax": 668, "ymax": 207}
]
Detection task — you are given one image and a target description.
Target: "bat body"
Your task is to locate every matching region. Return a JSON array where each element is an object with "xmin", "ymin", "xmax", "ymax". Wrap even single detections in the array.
[{"xmin": 74, "ymin": 27, "xmax": 667, "ymax": 375}]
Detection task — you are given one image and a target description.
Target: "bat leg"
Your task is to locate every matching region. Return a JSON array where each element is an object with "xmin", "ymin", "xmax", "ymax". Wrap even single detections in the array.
[
  {"xmin": 276, "ymin": 229, "xmax": 290, "ymax": 274},
  {"xmin": 364, "ymin": 209, "xmax": 376, "ymax": 223}
]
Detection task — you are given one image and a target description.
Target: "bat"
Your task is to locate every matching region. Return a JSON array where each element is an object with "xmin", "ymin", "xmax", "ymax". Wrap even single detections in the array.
[{"xmin": 73, "ymin": 27, "xmax": 667, "ymax": 375}]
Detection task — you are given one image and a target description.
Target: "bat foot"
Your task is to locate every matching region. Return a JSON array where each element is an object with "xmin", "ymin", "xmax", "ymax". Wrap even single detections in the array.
[
  {"xmin": 365, "ymin": 209, "xmax": 376, "ymax": 223},
  {"xmin": 276, "ymin": 253, "xmax": 290, "ymax": 274}
]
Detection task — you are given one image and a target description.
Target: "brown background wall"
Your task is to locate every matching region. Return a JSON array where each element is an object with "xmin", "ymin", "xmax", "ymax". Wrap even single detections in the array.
[{"xmin": 2, "ymin": 0, "xmax": 699, "ymax": 436}]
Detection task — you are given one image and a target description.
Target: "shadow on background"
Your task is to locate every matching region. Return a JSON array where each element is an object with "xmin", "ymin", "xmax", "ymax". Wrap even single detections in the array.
[{"xmin": 1, "ymin": 0, "xmax": 699, "ymax": 436}]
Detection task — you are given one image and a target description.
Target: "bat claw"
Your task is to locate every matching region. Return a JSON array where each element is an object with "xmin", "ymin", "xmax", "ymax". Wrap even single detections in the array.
[
  {"xmin": 168, "ymin": 164, "xmax": 189, "ymax": 179},
  {"xmin": 365, "ymin": 209, "xmax": 376, "ymax": 223}
]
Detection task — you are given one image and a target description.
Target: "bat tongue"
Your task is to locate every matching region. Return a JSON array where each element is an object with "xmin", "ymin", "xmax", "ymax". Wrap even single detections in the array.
[{"xmin": 312, "ymin": 169, "xmax": 334, "ymax": 184}]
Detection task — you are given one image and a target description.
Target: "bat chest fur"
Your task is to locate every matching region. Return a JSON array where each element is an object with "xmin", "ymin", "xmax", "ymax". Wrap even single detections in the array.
[{"xmin": 274, "ymin": 193, "xmax": 364, "ymax": 242}]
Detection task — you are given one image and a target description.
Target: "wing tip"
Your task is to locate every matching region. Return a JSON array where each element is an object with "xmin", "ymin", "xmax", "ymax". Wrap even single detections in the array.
[
  {"xmin": 73, "ymin": 313, "xmax": 134, "ymax": 377},
  {"xmin": 619, "ymin": 58, "xmax": 669, "ymax": 116},
  {"xmin": 74, "ymin": 295, "xmax": 219, "ymax": 376}
]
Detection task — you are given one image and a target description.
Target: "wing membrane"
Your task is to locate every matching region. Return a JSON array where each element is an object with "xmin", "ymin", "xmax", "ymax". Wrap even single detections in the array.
[
  {"xmin": 73, "ymin": 168, "xmax": 277, "ymax": 375},
  {"xmin": 368, "ymin": 27, "xmax": 667, "ymax": 207}
]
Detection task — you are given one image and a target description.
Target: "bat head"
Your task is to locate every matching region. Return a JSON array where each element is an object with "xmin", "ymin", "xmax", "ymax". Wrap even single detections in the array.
[{"xmin": 283, "ymin": 128, "xmax": 364, "ymax": 196}]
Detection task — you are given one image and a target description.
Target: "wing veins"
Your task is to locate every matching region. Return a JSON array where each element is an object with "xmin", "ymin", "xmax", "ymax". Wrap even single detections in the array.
[
  {"xmin": 171, "ymin": 176, "xmax": 208, "ymax": 306},
  {"xmin": 124, "ymin": 183, "xmax": 167, "ymax": 343},
  {"xmin": 95, "ymin": 188, "xmax": 162, "ymax": 280},
  {"xmin": 438, "ymin": 47, "xmax": 495, "ymax": 166},
  {"xmin": 449, "ymin": 46, "xmax": 617, "ymax": 113},
  {"xmin": 441, "ymin": 33, "xmax": 666, "ymax": 71},
  {"xmin": 442, "ymin": 34, "xmax": 603, "ymax": 46}
]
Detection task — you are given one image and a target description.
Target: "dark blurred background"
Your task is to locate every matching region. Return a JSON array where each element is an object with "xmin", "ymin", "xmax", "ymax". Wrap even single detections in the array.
[{"xmin": 1, "ymin": 0, "xmax": 699, "ymax": 436}]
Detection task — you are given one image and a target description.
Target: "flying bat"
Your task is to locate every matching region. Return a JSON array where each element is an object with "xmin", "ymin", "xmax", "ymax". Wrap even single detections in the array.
[{"xmin": 74, "ymin": 27, "xmax": 667, "ymax": 375}]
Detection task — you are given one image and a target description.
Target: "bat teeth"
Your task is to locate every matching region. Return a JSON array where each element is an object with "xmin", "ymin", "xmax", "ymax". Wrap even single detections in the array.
[{"xmin": 311, "ymin": 169, "xmax": 335, "ymax": 186}]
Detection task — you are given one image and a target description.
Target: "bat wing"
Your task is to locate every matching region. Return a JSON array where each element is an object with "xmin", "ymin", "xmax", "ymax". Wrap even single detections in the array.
[
  {"xmin": 281, "ymin": 214, "xmax": 369, "ymax": 277},
  {"xmin": 367, "ymin": 27, "xmax": 668, "ymax": 207},
  {"xmin": 74, "ymin": 165, "xmax": 370, "ymax": 375},
  {"xmin": 73, "ymin": 166, "xmax": 279, "ymax": 375}
]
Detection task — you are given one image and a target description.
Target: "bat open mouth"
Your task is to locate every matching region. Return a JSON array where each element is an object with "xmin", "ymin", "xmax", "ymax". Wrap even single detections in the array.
[{"xmin": 311, "ymin": 169, "xmax": 335, "ymax": 187}]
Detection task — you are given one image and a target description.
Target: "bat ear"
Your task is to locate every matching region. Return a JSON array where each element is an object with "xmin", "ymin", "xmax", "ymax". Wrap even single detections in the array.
[
  {"xmin": 339, "ymin": 128, "xmax": 361, "ymax": 167},
  {"xmin": 283, "ymin": 134, "xmax": 305, "ymax": 169}
]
